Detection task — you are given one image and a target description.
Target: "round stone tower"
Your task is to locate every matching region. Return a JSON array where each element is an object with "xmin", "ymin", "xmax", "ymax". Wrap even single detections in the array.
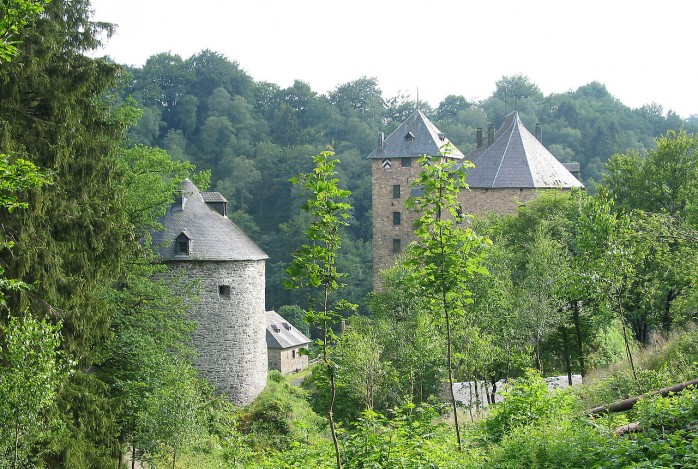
[{"xmin": 152, "ymin": 179, "xmax": 268, "ymax": 405}]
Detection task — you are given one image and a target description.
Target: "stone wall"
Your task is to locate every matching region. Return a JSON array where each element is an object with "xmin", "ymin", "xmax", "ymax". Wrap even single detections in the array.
[
  {"xmin": 371, "ymin": 157, "xmax": 427, "ymax": 290},
  {"xmin": 164, "ymin": 259, "xmax": 267, "ymax": 405},
  {"xmin": 459, "ymin": 188, "xmax": 540, "ymax": 216},
  {"xmin": 268, "ymin": 347, "xmax": 309, "ymax": 374}
]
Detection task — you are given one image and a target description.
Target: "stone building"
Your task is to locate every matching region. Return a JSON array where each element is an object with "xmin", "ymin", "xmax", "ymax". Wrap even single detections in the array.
[
  {"xmin": 152, "ymin": 179, "xmax": 269, "ymax": 405},
  {"xmin": 266, "ymin": 310, "xmax": 311, "ymax": 374},
  {"xmin": 369, "ymin": 110, "xmax": 583, "ymax": 289},
  {"xmin": 368, "ymin": 110, "xmax": 465, "ymax": 289}
]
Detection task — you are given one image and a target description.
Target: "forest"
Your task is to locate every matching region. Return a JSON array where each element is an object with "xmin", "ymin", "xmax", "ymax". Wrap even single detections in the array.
[{"xmin": 1, "ymin": 0, "xmax": 698, "ymax": 468}]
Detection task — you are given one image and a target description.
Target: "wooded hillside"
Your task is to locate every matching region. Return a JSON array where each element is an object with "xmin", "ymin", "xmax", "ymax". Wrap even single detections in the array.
[{"xmin": 119, "ymin": 54, "xmax": 697, "ymax": 310}]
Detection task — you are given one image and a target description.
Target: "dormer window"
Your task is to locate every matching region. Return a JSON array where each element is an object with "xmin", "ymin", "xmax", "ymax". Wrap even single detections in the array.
[
  {"xmin": 405, "ymin": 131, "xmax": 415, "ymax": 142},
  {"xmin": 176, "ymin": 232, "xmax": 191, "ymax": 256}
]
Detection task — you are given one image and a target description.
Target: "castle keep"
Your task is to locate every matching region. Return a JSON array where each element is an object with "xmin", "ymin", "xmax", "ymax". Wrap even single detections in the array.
[
  {"xmin": 152, "ymin": 179, "xmax": 268, "ymax": 405},
  {"xmin": 369, "ymin": 110, "xmax": 583, "ymax": 289}
]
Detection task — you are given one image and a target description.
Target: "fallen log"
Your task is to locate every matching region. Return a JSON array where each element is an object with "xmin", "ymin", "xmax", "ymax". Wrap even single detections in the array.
[
  {"xmin": 586, "ymin": 378, "xmax": 698, "ymax": 415},
  {"xmin": 614, "ymin": 421, "xmax": 640, "ymax": 435}
]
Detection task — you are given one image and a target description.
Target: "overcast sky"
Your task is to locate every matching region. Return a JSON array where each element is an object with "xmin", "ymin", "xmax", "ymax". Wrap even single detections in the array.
[{"xmin": 89, "ymin": 0, "xmax": 698, "ymax": 118}]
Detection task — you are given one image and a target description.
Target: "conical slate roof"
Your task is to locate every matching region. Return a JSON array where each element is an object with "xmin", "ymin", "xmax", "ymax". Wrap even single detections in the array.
[
  {"xmin": 152, "ymin": 179, "xmax": 268, "ymax": 261},
  {"xmin": 462, "ymin": 112, "xmax": 584, "ymax": 189},
  {"xmin": 368, "ymin": 110, "xmax": 464, "ymax": 159}
]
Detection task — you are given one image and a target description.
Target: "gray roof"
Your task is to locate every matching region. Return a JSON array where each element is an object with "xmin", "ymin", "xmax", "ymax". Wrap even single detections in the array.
[
  {"xmin": 367, "ymin": 110, "xmax": 464, "ymax": 160},
  {"xmin": 201, "ymin": 191, "xmax": 227, "ymax": 203},
  {"xmin": 266, "ymin": 310, "xmax": 311, "ymax": 350},
  {"xmin": 152, "ymin": 179, "xmax": 268, "ymax": 261},
  {"xmin": 461, "ymin": 112, "xmax": 584, "ymax": 189}
]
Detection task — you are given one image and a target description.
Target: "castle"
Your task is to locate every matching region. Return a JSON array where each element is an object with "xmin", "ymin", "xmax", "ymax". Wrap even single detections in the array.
[
  {"xmin": 369, "ymin": 110, "xmax": 583, "ymax": 288},
  {"xmin": 152, "ymin": 179, "xmax": 269, "ymax": 405},
  {"xmin": 148, "ymin": 108, "xmax": 582, "ymax": 404}
]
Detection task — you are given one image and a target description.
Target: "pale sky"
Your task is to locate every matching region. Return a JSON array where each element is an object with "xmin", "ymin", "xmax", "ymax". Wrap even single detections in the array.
[{"xmin": 89, "ymin": 0, "xmax": 698, "ymax": 118}]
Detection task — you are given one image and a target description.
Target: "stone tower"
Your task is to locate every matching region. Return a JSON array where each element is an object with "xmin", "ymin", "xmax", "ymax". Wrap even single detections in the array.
[
  {"xmin": 152, "ymin": 179, "xmax": 268, "ymax": 405},
  {"xmin": 368, "ymin": 111, "xmax": 583, "ymax": 289},
  {"xmin": 367, "ymin": 110, "xmax": 464, "ymax": 290}
]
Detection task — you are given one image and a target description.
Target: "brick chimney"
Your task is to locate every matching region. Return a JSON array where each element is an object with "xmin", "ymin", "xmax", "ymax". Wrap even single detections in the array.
[
  {"xmin": 476, "ymin": 127, "xmax": 483, "ymax": 148},
  {"xmin": 535, "ymin": 123, "xmax": 542, "ymax": 143},
  {"xmin": 487, "ymin": 124, "xmax": 495, "ymax": 146}
]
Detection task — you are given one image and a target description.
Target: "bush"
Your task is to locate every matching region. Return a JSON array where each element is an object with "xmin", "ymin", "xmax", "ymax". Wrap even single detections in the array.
[
  {"xmin": 479, "ymin": 369, "xmax": 576, "ymax": 443},
  {"xmin": 239, "ymin": 374, "xmax": 325, "ymax": 452}
]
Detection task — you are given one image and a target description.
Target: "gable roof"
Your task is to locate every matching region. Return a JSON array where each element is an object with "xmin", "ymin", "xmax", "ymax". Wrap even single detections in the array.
[
  {"xmin": 461, "ymin": 112, "xmax": 583, "ymax": 189},
  {"xmin": 266, "ymin": 310, "xmax": 311, "ymax": 350},
  {"xmin": 368, "ymin": 110, "xmax": 464, "ymax": 160},
  {"xmin": 152, "ymin": 179, "xmax": 268, "ymax": 261}
]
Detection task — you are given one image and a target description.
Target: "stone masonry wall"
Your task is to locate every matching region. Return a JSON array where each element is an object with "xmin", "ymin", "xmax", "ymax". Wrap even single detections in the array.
[
  {"xmin": 268, "ymin": 347, "xmax": 309, "ymax": 375},
  {"xmin": 459, "ymin": 188, "xmax": 540, "ymax": 216},
  {"xmin": 371, "ymin": 158, "xmax": 423, "ymax": 290},
  {"xmin": 372, "ymin": 161, "xmax": 550, "ymax": 289},
  {"xmin": 165, "ymin": 259, "xmax": 267, "ymax": 405}
]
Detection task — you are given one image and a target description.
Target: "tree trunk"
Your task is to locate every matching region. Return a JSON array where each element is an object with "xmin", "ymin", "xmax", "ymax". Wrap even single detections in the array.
[
  {"xmin": 13, "ymin": 424, "xmax": 19, "ymax": 469},
  {"xmin": 571, "ymin": 300, "xmax": 586, "ymax": 377},
  {"xmin": 587, "ymin": 378, "xmax": 698, "ymax": 415},
  {"xmin": 561, "ymin": 326, "xmax": 573, "ymax": 386}
]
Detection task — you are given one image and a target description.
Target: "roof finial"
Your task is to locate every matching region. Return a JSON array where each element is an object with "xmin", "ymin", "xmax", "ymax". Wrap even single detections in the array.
[
  {"xmin": 416, "ymin": 86, "xmax": 420, "ymax": 111},
  {"xmin": 504, "ymin": 88, "xmax": 509, "ymax": 114}
]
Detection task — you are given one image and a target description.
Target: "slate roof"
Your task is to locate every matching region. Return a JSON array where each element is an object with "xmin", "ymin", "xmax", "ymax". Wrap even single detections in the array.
[
  {"xmin": 152, "ymin": 179, "xmax": 268, "ymax": 261},
  {"xmin": 367, "ymin": 110, "xmax": 464, "ymax": 160},
  {"xmin": 200, "ymin": 191, "xmax": 227, "ymax": 203},
  {"xmin": 461, "ymin": 112, "xmax": 584, "ymax": 189},
  {"xmin": 266, "ymin": 310, "xmax": 311, "ymax": 350}
]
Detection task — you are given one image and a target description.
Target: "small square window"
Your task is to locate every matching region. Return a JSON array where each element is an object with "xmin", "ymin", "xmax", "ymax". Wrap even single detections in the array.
[
  {"xmin": 218, "ymin": 285, "xmax": 231, "ymax": 298},
  {"xmin": 393, "ymin": 211, "xmax": 401, "ymax": 225},
  {"xmin": 401, "ymin": 157, "xmax": 412, "ymax": 168},
  {"xmin": 392, "ymin": 184, "xmax": 400, "ymax": 199},
  {"xmin": 392, "ymin": 238, "xmax": 401, "ymax": 254}
]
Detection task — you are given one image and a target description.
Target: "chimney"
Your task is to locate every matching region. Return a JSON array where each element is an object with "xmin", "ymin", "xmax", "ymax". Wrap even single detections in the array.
[
  {"xmin": 487, "ymin": 124, "xmax": 495, "ymax": 146},
  {"xmin": 174, "ymin": 190, "xmax": 187, "ymax": 211},
  {"xmin": 378, "ymin": 132, "xmax": 384, "ymax": 150},
  {"xmin": 476, "ymin": 127, "xmax": 483, "ymax": 148},
  {"xmin": 535, "ymin": 123, "xmax": 542, "ymax": 143}
]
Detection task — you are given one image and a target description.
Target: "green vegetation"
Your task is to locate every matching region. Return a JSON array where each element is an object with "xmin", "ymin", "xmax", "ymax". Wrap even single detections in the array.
[{"xmin": 2, "ymin": 0, "xmax": 698, "ymax": 467}]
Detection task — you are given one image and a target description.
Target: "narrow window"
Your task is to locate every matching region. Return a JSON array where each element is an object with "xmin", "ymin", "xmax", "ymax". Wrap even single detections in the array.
[
  {"xmin": 177, "ymin": 240, "xmax": 189, "ymax": 254},
  {"xmin": 392, "ymin": 238, "xmax": 401, "ymax": 254},
  {"xmin": 175, "ymin": 232, "xmax": 191, "ymax": 256},
  {"xmin": 393, "ymin": 211, "xmax": 401, "ymax": 225},
  {"xmin": 401, "ymin": 157, "xmax": 412, "ymax": 168},
  {"xmin": 292, "ymin": 349, "xmax": 297, "ymax": 359},
  {"xmin": 392, "ymin": 184, "xmax": 400, "ymax": 199},
  {"xmin": 218, "ymin": 285, "xmax": 231, "ymax": 299}
]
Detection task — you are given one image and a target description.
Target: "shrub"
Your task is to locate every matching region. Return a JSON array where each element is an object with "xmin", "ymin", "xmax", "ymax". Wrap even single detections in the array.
[{"xmin": 479, "ymin": 369, "xmax": 576, "ymax": 443}]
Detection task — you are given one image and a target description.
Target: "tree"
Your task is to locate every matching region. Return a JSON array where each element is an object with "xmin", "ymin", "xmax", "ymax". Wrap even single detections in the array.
[
  {"xmin": 368, "ymin": 266, "xmax": 444, "ymax": 405},
  {"xmin": 0, "ymin": 0, "xmax": 50, "ymax": 62},
  {"xmin": 516, "ymin": 225, "xmax": 570, "ymax": 373},
  {"xmin": 285, "ymin": 151, "xmax": 353, "ymax": 469},
  {"xmin": 0, "ymin": 315, "xmax": 65, "ymax": 468},
  {"xmin": 404, "ymin": 153, "xmax": 490, "ymax": 451}
]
